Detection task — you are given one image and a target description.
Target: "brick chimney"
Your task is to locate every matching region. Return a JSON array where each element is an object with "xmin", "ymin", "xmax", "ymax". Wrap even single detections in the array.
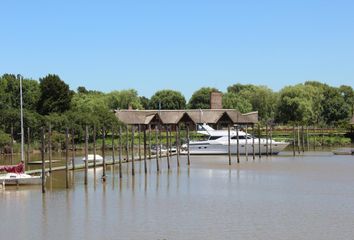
[{"xmin": 210, "ymin": 91, "xmax": 223, "ymax": 109}]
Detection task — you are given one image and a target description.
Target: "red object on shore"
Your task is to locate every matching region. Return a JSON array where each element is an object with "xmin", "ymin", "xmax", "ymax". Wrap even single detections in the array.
[{"xmin": 0, "ymin": 162, "xmax": 24, "ymax": 174}]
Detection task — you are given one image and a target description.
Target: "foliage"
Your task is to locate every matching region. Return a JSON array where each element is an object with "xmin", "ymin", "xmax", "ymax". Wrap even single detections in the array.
[
  {"xmin": 188, "ymin": 87, "xmax": 218, "ymax": 109},
  {"xmin": 0, "ymin": 129, "xmax": 11, "ymax": 148},
  {"xmin": 149, "ymin": 90, "xmax": 186, "ymax": 109},
  {"xmin": 139, "ymin": 96, "xmax": 150, "ymax": 109},
  {"xmin": 106, "ymin": 89, "xmax": 142, "ymax": 110},
  {"xmin": 222, "ymin": 92, "xmax": 252, "ymax": 113},
  {"xmin": 37, "ymin": 74, "xmax": 73, "ymax": 115}
]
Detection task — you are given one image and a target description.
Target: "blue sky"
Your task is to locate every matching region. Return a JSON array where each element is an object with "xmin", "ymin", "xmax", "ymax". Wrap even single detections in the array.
[{"xmin": 1, "ymin": 0, "xmax": 353, "ymax": 99}]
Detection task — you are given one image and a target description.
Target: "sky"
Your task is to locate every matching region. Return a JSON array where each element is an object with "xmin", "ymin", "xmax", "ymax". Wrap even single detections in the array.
[{"xmin": 1, "ymin": 0, "xmax": 353, "ymax": 100}]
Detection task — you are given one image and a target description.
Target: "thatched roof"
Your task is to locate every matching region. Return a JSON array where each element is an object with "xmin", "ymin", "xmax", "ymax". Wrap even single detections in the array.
[
  {"xmin": 350, "ymin": 115, "xmax": 354, "ymax": 125},
  {"xmin": 115, "ymin": 109, "xmax": 258, "ymax": 125}
]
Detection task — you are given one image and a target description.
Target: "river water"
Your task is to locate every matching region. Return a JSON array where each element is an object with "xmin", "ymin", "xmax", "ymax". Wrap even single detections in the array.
[{"xmin": 1, "ymin": 151, "xmax": 354, "ymax": 240}]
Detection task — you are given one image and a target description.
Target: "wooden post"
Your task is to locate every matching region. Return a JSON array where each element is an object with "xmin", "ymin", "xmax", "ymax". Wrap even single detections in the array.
[
  {"xmin": 26, "ymin": 127, "xmax": 30, "ymax": 165},
  {"xmin": 269, "ymin": 125, "xmax": 273, "ymax": 156},
  {"xmin": 155, "ymin": 126, "xmax": 159, "ymax": 172},
  {"xmin": 313, "ymin": 126, "xmax": 316, "ymax": 150},
  {"xmin": 138, "ymin": 124, "xmax": 141, "ymax": 161},
  {"xmin": 84, "ymin": 126, "xmax": 88, "ymax": 185},
  {"xmin": 71, "ymin": 128, "xmax": 75, "ymax": 170},
  {"xmin": 126, "ymin": 126, "xmax": 129, "ymax": 162},
  {"xmin": 48, "ymin": 124, "xmax": 52, "ymax": 173},
  {"xmin": 41, "ymin": 127, "xmax": 46, "ymax": 194},
  {"xmin": 265, "ymin": 124, "xmax": 269, "ymax": 157},
  {"xmin": 252, "ymin": 124, "xmax": 255, "ymax": 160},
  {"xmin": 112, "ymin": 126, "xmax": 115, "ymax": 165},
  {"xmin": 297, "ymin": 126, "xmax": 301, "ymax": 154},
  {"xmin": 143, "ymin": 126, "xmax": 147, "ymax": 174},
  {"xmin": 306, "ymin": 126, "xmax": 310, "ymax": 151},
  {"xmin": 131, "ymin": 126, "xmax": 135, "ymax": 176},
  {"xmin": 166, "ymin": 126, "xmax": 170, "ymax": 170},
  {"xmin": 187, "ymin": 125, "xmax": 190, "ymax": 166},
  {"xmin": 301, "ymin": 126, "xmax": 305, "ymax": 153},
  {"xmin": 293, "ymin": 125, "xmax": 296, "ymax": 156},
  {"xmin": 228, "ymin": 125, "xmax": 231, "ymax": 165},
  {"xmin": 102, "ymin": 127, "xmax": 106, "ymax": 180},
  {"xmin": 118, "ymin": 126, "xmax": 122, "ymax": 178},
  {"xmin": 176, "ymin": 124, "xmax": 180, "ymax": 168},
  {"xmin": 10, "ymin": 126, "xmax": 13, "ymax": 164},
  {"xmin": 245, "ymin": 124, "xmax": 248, "ymax": 161},
  {"xmin": 158, "ymin": 124, "xmax": 162, "ymax": 159},
  {"xmin": 65, "ymin": 128, "xmax": 69, "ymax": 189},
  {"xmin": 148, "ymin": 125, "xmax": 152, "ymax": 159},
  {"xmin": 93, "ymin": 125, "xmax": 97, "ymax": 169},
  {"xmin": 236, "ymin": 125, "xmax": 240, "ymax": 163},
  {"xmin": 258, "ymin": 124, "xmax": 261, "ymax": 158}
]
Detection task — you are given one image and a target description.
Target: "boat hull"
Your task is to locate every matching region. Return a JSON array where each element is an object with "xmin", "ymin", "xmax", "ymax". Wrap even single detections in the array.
[{"xmin": 0, "ymin": 173, "xmax": 43, "ymax": 185}]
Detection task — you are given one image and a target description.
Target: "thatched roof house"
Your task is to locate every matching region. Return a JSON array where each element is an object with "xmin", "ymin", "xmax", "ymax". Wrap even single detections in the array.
[{"xmin": 115, "ymin": 109, "xmax": 258, "ymax": 127}]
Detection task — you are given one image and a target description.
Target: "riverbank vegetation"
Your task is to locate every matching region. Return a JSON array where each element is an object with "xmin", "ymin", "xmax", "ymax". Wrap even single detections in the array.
[{"xmin": 0, "ymin": 73, "xmax": 353, "ymax": 152}]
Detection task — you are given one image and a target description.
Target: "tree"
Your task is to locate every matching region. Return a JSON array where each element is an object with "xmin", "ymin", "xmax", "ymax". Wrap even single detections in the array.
[
  {"xmin": 188, "ymin": 87, "xmax": 218, "ymax": 109},
  {"xmin": 321, "ymin": 87, "xmax": 350, "ymax": 125},
  {"xmin": 149, "ymin": 90, "xmax": 186, "ymax": 109},
  {"xmin": 222, "ymin": 92, "xmax": 252, "ymax": 113},
  {"xmin": 37, "ymin": 74, "xmax": 73, "ymax": 115},
  {"xmin": 139, "ymin": 96, "xmax": 150, "ymax": 110},
  {"xmin": 106, "ymin": 89, "xmax": 142, "ymax": 110}
]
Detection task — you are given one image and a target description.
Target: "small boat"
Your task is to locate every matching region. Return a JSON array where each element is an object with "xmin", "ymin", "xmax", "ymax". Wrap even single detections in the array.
[
  {"xmin": 82, "ymin": 154, "xmax": 103, "ymax": 162},
  {"xmin": 333, "ymin": 148, "xmax": 354, "ymax": 155},
  {"xmin": 0, "ymin": 173, "xmax": 42, "ymax": 185}
]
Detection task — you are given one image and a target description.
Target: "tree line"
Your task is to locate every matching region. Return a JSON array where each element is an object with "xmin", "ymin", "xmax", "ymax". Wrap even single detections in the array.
[{"xmin": 0, "ymin": 73, "xmax": 353, "ymax": 147}]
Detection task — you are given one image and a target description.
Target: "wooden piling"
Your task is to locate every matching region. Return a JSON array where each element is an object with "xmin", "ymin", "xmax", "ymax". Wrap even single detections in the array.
[
  {"xmin": 84, "ymin": 126, "xmax": 88, "ymax": 185},
  {"xmin": 48, "ymin": 124, "xmax": 52, "ymax": 173},
  {"xmin": 187, "ymin": 125, "xmax": 190, "ymax": 166},
  {"xmin": 245, "ymin": 124, "xmax": 248, "ymax": 161},
  {"xmin": 158, "ymin": 124, "xmax": 162, "ymax": 159},
  {"xmin": 143, "ymin": 126, "xmax": 147, "ymax": 174},
  {"xmin": 41, "ymin": 127, "xmax": 46, "ymax": 194},
  {"xmin": 228, "ymin": 125, "xmax": 231, "ymax": 165},
  {"xmin": 102, "ymin": 127, "xmax": 106, "ymax": 179},
  {"xmin": 148, "ymin": 124, "xmax": 152, "ymax": 159},
  {"xmin": 118, "ymin": 126, "xmax": 122, "ymax": 178},
  {"xmin": 138, "ymin": 125, "xmax": 141, "ymax": 161},
  {"xmin": 313, "ymin": 126, "xmax": 316, "ymax": 150},
  {"xmin": 297, "ymin": 126, "xmax": 301, "ymax": 154},
  {"xmin": 269, "ymin": 125, "xmax": 273, "ymax": 156},
  {"xmin": 301, "ymin": 126, "xmax": 305, "ymax": 153},
  {"xmin": 112, "ymin": 126, "xmax": 115, "ymax": 164},
  {"xmin": 10, "ymin": 126, "xmax": 13, "ymax": 164},
  {"xmin": 236, "ymin": 125, "xmax": 240, "ymax": 163},
  {"xmin": 265, "ymin": 125, "xmax": 269, "ymax": 157},
  {"xmin": 292, "ymin": 125, "xmax": 296, "ymax": 156},
  {"xmin": 93, "ymin": 125, "xmax": 97, "ymax": 169},
  {"xmin": 155, "ymin": 126, "xmax": 159, "ymax": 172},
  {"xmin": 65, "ymin": 128, "xmax": 69, "ymax": 188},
  {"xmin": 131, "ymin": 126, "xmax": 135, "ymax": 176},
  {"xmin": 252, "ymin": 124, "xmax": 255, "ymax": 160},
  {"xmin": 71, "ymin": 128, "xmax": 75, "ymax": 170},
  {"xmin": 126, "ymin": 126, "xmax": 129, "ymax": 162},
  {"xmin": 306, "ymin": 126, "xmax": 310, "ymax": 151},
  {"xmin": 26, "ymin": 127, "xmax": 30, "ymax": 165},
  {"xmin": 176, "ymin": 124, "xmax": 180, "ymax": 167},
  {"xmin": 166, "ymin": 126, "xmax": 170, "ymax": 170},
  {"xmin": 258, "ymin": 124, "xmax": 261, "ymax": 158}
]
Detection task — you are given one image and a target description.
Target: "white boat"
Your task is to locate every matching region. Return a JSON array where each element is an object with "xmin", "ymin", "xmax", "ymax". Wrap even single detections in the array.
[
  {"xmin": 82, "ymin": 154, "xmax": 103, "ymax": 162},
  {"xmin": 181, "ymin": 124, "xmax": 289, "ymax": 155},
  {"xmin": 0, "ymin": 173, "xmax": 42, "ymax": 185}
]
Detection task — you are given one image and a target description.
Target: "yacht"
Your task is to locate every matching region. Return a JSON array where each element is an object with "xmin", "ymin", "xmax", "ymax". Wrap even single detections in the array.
[{"xmin": 181, "ymin": 124, "xmax": 289, "ymax": 155}]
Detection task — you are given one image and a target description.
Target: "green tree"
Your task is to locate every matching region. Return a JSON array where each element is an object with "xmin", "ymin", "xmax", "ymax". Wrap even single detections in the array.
[
  {"xmin": 37, "ymin": 74, "xmax": 73, "ymax": 115},
  {"xmin": 222, "ymin": 92, "xmax": 252, "ymax": 113},
  {"xmin": 106, "ymin": 89, "xmax": 142, "ymax": 110},
  {"xmin": 139, "ymin": 96, "xmax": 150, "ymax": 110},
  {"xmin": 188, "ymin": 87, "xmax": 218, "ymax": 109},
  {"xmin": 149, "ymin": 90, "xmax": 186, "ymax": 109}
]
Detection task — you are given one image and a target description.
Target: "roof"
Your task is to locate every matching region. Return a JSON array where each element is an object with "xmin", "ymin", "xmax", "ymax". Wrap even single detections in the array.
[{"xmin": 115, "ymin": 109, "xmax": 258, "ymax": 125}]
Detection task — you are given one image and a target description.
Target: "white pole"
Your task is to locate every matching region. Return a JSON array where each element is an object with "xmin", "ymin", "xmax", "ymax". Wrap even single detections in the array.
[{"xmin": 19, "ymin": 74, "xmax": 25, "ymax": 163}]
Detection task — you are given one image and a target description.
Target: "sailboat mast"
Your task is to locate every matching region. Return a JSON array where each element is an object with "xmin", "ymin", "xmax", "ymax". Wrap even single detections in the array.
[{"xmin": 19, "ymin": 74, "xmax": 25, "ymax": 162}]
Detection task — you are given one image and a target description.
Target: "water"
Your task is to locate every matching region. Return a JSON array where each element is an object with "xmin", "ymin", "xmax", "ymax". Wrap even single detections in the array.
[{"xmin": 1, "ymin": 151, "xmax": 354, "ymax": 240}]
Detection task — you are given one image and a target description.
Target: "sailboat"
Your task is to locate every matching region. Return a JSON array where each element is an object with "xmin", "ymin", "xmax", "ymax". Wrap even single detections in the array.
[{"xmin": 0, "ymin": 75, "xmax": 43, "ymax": 186}]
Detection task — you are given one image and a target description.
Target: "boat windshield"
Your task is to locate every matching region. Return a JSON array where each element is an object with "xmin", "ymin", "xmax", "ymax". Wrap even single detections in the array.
[
  {"xmin": 208, "ymin": 136, "xmax": 222, "ymax": 140},
  {"xmin": 231, "ymin": 135, "xmax": 252, "ymax": 140}
]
